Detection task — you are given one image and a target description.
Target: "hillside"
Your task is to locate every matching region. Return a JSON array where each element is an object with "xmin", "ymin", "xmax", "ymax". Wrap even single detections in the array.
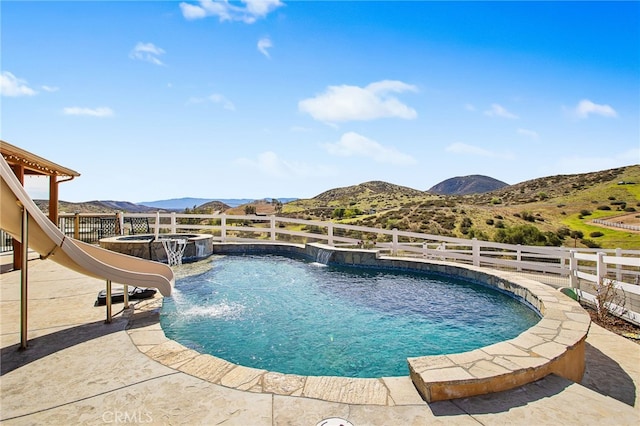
[
  {"xmin": 34, "ymin": 200, "xmax": 161, "ymax": 214},
  {"xmin": 314, "ymin": 181, "xmax": 425, "ymax": 201},
  {"xmin": 282, "ymin": 165, "xmax": 640, "ymax": 249},
  {"xmin": 428, "ymin": 175, "xmax": 508, "ymax": 195}
]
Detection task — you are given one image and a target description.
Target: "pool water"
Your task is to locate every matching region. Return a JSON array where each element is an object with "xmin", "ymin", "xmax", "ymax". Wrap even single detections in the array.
[{"xmin": 160, "ymin": 254, "xmax": 540, "ymax": 378}]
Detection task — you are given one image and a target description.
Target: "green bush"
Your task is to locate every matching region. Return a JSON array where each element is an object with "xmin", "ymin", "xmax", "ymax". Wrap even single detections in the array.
[
  {"xmin": 557, "ymin": 227, "xmax": 571, "ymax": 238},
  {"xmin": 597, "ymin": 205, "xmax": 611, "ymax": 211},
  {"xmin": 493, "ymin": 224, "xmax": 559, "ymax": 246},
  {"xmin": 589, "ymin": 231, "xmax": 604, "ymax": 238},
  {"xmin": 581, "ymin": 239, "xmax": 601, "ymax": 248},
  {"xmin": 624, "ymin": 207, "xmax": 636, "ymax": 212},
  {"xmin": 486, "ymin": 219, "xmax": 494, "ymax": 225},
  {"xmin": 520, "ymin": 211, "xmax": 536, "ymax": 222},
  {"xmin": 580, "ymin": 209, "xmax": 592, "ymax": 216}
]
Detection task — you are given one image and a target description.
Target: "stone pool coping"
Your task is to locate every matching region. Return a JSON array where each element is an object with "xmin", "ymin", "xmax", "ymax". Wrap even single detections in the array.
[{"xmin": 126, "ymin": 243, "xmax": 590, "ymax": 405}]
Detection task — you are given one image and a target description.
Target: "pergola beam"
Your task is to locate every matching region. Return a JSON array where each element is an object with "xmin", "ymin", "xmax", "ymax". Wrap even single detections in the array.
[{"xmin": 0, "ymin": 140, "xmax": 80, "ymax": 270}]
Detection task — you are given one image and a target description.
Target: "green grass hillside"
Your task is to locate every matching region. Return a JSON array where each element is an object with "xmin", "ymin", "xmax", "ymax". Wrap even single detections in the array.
[{"xmin": 282, "ymin": 165, "xmax": 640, "ymax": 250}]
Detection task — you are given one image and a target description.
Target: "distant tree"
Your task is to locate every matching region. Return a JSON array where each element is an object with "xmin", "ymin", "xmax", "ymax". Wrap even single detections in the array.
[
  {"xmin": 244, "ymin": 205, "xmax": 256, "ymax": 215},
  {"xmin": 332, "ymin": 208, "xmax": 345, "ymax": 219},
  {"xmin": 272, "ymin": 198, "xmax": 283, "ymax": 214},
  {"xmin": 569, "ymin": 230, "xmax": 584, "ymax": 247}
]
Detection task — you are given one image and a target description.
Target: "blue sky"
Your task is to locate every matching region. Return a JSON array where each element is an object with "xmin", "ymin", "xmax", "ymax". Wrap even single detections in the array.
[{"xmin": 2, "ymin": 1, "xmax": 638, "ymax": 203}]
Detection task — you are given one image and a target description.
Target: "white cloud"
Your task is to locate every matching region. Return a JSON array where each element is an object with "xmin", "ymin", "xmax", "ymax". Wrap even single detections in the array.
[
  {"xmin": 41, "ymin": 85, "xmax": 59, "ymax": 92},
  {"xmin": 62, "ymin": 107, "xmax": 114, "ymax": 117},
  {"xmin": 323, "ymin": 132, "xmax": 417, "ymax": 165},
  {"xmin": 129, "ymin": 42, "xmax": 166, "ymax": 66},
  {"xmin": 257, "ymin": 37, "xmax": 273, "ymax": 58},
  {"xmin": 180, "ymin": 0, "xmax": 283, "ymax": 23},
  {"xmin": 445, "ymin": 142, "xmax": 514, "ymax": 159},
  {"xmin": 517, "ymin": 128, "xmax": 539, "ymax": 140},
  {"xmin": 188, "ymin": 93, "xmax": 235, "ymax": 110},
  {"xmin": 0, "ymin": 71, "xmax": 37, "ymax": 97},
  {"xmin": 209, "ymin": 93, "xmax": 235, "ymax": 110},
  {"xmin": 234, "ymin": 151, "xmax": 335, "ymax": 178},
  {"xmin": 299, "ymin": 80, "xmax": 418, "ymax": 123},
  {"xmin": 573, "ymin": 99, "xmax": 617, "ymax": 119},
  {"xmin": 484, "ymin": 103, "xmax": 519, "ymax": 119}
]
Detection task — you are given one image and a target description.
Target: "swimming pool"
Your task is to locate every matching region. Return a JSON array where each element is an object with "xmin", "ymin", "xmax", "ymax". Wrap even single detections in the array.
[{"xmin": 160, "ymin": 254, "xmax": 540, "ymax": 378}]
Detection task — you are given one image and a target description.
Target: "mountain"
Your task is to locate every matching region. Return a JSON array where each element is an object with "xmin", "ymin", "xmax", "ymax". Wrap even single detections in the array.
[
  {"xmin": 313, "ymin": 181, "xmax": 425, "ymax": 202},
  {"xmin": 195, "ymin": 200, "xmax": 231, "ymax": 212},
  {"xmin": 139, "ymin": 197, "xmax": 298, "ymax": 210},
  {"xmin": 428, "ymin": 175, "xmax": 508, "ymax": 195},
  {"xmin": 138, "ymin": 197, "xmax": 220, "ymax": 210},
  {"xmin": 35, "ymin": 200, "xmax": 160, "ymax": 214}
]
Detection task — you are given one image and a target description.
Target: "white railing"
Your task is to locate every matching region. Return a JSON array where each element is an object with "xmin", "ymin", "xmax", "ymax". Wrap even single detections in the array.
[
  {"xmin": 120, "ymin": 212, "xmax": 639, "ymax": 282},
  {"xmin": 592, "ymin": 219, "xmax": 640, "ymax": 231},
  {"xmin": 117, "ymin": 212, "xmax": 640, "ymax": 324}
]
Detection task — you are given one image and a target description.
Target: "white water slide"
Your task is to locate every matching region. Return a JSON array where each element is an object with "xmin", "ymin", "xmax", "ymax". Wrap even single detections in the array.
[{"xmin": 0, "ymin": 156, "xmax": 173, "ymax": 296}]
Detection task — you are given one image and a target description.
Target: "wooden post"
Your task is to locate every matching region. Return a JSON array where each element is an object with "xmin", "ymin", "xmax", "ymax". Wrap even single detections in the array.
[
  {"xmin": 49, "ymin": 175, "xmax": 58, "ymax": 225},
  {"xmin": 105, "ymin": 280, "xmax": 112, "ymax": 324},
  {"xmin": 74, "ymin": 213, "xmax": 80, "ymax": 240},
  {"xmin": 11, "ymin": 164, "xmax": 25, "ymax": 270}
]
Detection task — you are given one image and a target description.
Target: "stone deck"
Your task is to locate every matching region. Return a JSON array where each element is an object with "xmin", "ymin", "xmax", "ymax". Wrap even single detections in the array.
[{"xmin": 1, "ymin": 255, "xmax": 639, "ymax": 425}]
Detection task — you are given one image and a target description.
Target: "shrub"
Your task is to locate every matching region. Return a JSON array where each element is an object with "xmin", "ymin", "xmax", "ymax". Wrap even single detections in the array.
[
  {"xmin": 520, "ymin": 211, "xmax": 536, "ymax": 222},
  {"xmin": 590, "ymin": 231, "xmax": 604, "ymax": 238},
  {"xmin": 557, "ymin": 227, "xmax": 571, "ymax": 238},
  {"xmin": 581, "ymin": 238, "xmax": 601, "ymax": 248},
  {"xmin": 494, "ymin": 215, "xmax": 503, "ymax": 220},
  {"xmin": 608, "ymin": 196, "xmax": 616, "ymax": 200},
  {"xmin": 494, "ymin": 220, "xmax": 505, "ymax": 229},
  {"xmin": 493, "ymin": 224, "xmax": 554, "ymax": 246},
  {"xmin": 491, "ymin": 197, "xmax": 502, "ymax": 205},
  {"xmin": 597, "ymin": 205, "xmax": 611, "ymax": 211},
  {"xmin": 467, "ymin": 228, "xmax": 489, "ymax": 240},
  {"xmin": 580, "ymin": 209, "xmax": 592, "ymax": 216},
  {"xmin": 486, "ymin": 219, "xmax": 494, "ymax": 225},
  {"xmin": 592, "ymin": 278, "xmax": 626, "ymax": 324},
  {"xmin": 624, "ymin": 207, "xmax": 636, "ymax": 212}
]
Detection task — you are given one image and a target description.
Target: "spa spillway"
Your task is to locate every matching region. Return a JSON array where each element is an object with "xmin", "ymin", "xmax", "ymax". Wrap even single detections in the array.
[{"xmin": 99, "ymin": 234, "xmax": 214, "ymax": 264}]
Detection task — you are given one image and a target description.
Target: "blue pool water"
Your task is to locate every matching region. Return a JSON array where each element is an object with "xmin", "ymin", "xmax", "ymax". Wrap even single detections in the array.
[{"xmin": 160, "ymin": 254, "xmax": 540, "ymax": 378}]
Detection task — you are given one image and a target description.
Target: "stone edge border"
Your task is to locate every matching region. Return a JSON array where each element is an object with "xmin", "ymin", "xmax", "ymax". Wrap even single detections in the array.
[{"xmin": 125, "ymin": 242, "xmax": 590, "ymax": 405}]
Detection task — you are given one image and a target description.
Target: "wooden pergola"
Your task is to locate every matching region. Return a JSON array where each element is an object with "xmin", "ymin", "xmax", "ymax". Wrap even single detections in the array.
[{"xmin": 1, "ymin": 140, "xmax": 80, "ymax": 269}]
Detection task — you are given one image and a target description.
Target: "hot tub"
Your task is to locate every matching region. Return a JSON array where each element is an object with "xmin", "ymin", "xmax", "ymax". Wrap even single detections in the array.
[{"xmin": 99, "ymin": 234, "xmax": 214, "ymax": 264}]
